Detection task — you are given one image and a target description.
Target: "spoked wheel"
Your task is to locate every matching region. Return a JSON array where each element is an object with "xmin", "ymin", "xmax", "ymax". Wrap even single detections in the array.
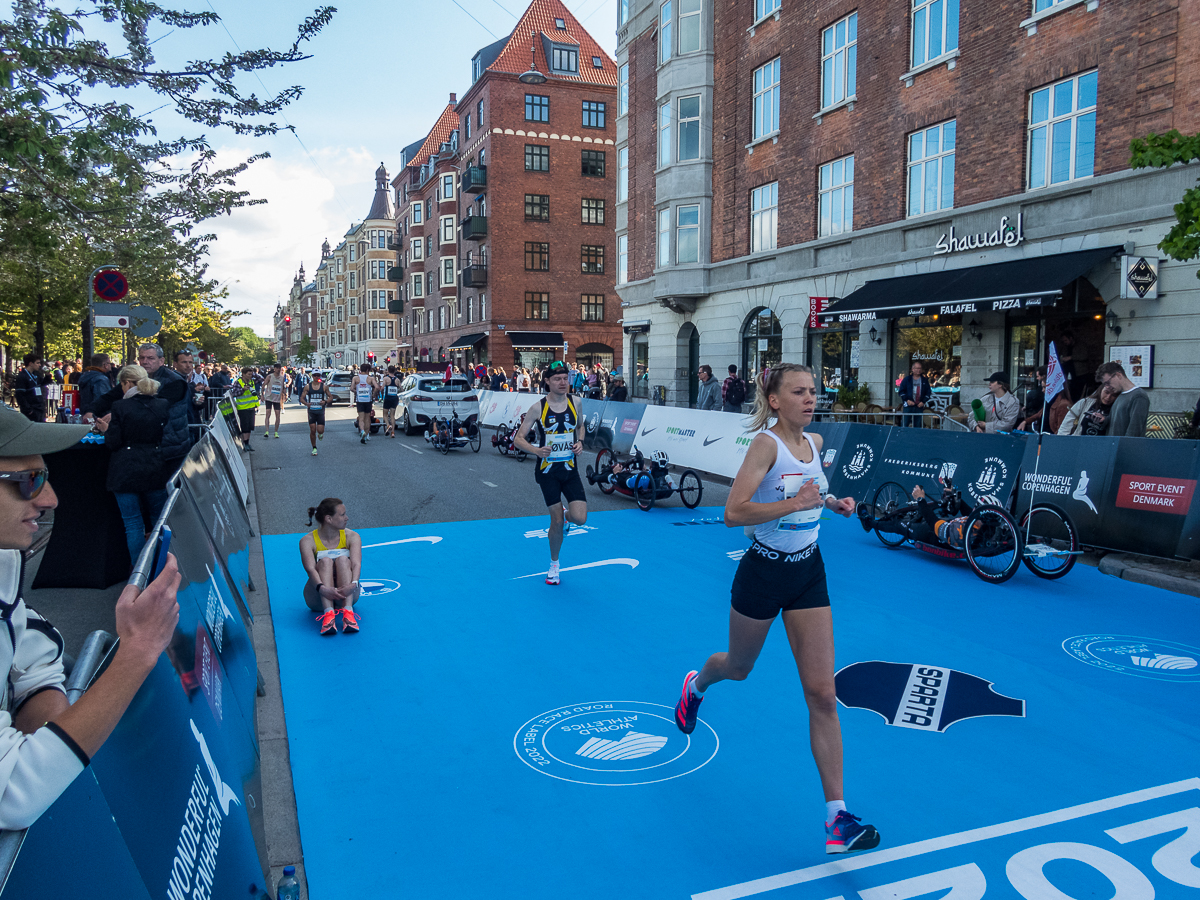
[
  {"xmin": 469, "ymin": 421, "xmax": 481, "ymax": 453},
  {"xmin": 871, "ymin": 481, "xmax": 912, "ymax": 548},
  {"xmin": 1019, "ymin": 504, "xmax": 1079, "ymax": 580},
  {"xmin": 964, "ymin": 505, "xmax": 1022, "ymax": 584},
  {"xmin": 634, "ymin": 473, "xmax": 655, "ymax": 511},
  {"xmin": 594, "ymin": 448, "xmax": 616, "ymax": 495},
  {"xmin": 496, "ymin": 423, "xmax": 510, "ymax": 455},
  {"xmin": 678, "ymin": 470, "xmax": 703, "ymax": 508}
]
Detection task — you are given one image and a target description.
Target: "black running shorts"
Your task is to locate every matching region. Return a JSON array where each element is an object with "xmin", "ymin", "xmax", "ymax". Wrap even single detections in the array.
[
  {"xmin": 356, "ymin": 401, "xmax": 374, "ymax": 414},
  {"xmin": 730, "ymin": 541, "xmax": 830, "ymax": 620},
  {"xmin": 382, "ymin": 397, "xmax": 399, "ymax": 410},
  {"xmin": 535, "ymin": 465, "xmax": 586, "ymax": 507},
  {"xmin": 265, "ymin": 400, "xmax": 281, "ymax": 410},
  {"xmin": 307, "ymin": 409, "xmax": 326, "ymax": 426}
]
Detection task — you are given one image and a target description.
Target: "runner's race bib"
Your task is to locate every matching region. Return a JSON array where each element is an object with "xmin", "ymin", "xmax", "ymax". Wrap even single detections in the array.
[
  {"xmin": 268, "ymin": 383, "xmax": 282, "ymax": 400},
  {"xmin": 309, "ymin": 392, "xmax": 324, "ymax": 409},
  {"xmin": 386, "ymin": 385, "xmax": 398, "ymax": 396},
  {"xmin": 546, "ymin": 435, "xmax": 575, "ymax": 463},
  {"xmin": 356, "ymin": 382, "xmax": 372, "ymax": 402},
  {"xmin": 777, "ymin": 474, "xmax": 825, "ymax": 531}
]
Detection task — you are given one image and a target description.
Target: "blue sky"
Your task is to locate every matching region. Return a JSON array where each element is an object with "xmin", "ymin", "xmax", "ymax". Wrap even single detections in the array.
[{"xmin": 97, "ymin": 0, "xmax": 618, "ymax": 334}]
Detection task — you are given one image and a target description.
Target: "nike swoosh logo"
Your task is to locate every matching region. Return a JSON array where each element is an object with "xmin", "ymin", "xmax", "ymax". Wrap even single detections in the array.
[
  {"xmin": 361, "ymin": 536, "xmax": 443, "ymax": 549},
  {"xmin": 513, "ymin": 558, "xmax": 640, "ymax": 579},
  {"xmin": 703, "ymin": 436, "xmax": 722, "ymax": 446},
  {"xmin": 641, "ymin": 428, "xmax": 656, "ymax": 435}
]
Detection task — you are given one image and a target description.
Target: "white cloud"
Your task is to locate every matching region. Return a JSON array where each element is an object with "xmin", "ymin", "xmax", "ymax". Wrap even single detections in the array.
[{"xmin": 200, "ymin": 144, "xmax": 386, "ymax": 334}]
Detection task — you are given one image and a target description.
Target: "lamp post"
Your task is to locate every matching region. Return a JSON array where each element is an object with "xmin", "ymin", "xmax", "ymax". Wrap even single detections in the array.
[{"xmin": 518, "ymin": 32, "xmax": 547, "ymax": 84}]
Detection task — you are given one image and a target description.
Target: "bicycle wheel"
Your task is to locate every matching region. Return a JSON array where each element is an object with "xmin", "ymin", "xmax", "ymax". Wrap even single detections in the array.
[
  {"xmin": 1019, "ymin": 504, "xmax": 1079, "ymax": 579},
  {"xmin": 496, "ymin": 423, "xmax": 510, "ymax": 456},
  {"xmin": 678, "ymin": 470, "xmax": 703, "ymax": 509},
  {"xmin": 871, "ymin": 481, "xmax": 911, "ymax": 548},
  {"xmin": 964, "ymin": 505, "xmax": 1022, "ymax": 584},
  {"xmin": 634, "ymin": 474, "xmax": 655, "ymax": 511},
  {"xmin": 469, "ymin": 421, "xmax": 481, "ymax": 453},
  {"xmin": 595, "ymin": 448, "xmax": 616, "ymax": 495}
]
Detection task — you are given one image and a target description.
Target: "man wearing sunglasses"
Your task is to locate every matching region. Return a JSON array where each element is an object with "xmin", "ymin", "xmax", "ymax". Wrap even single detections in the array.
[
  {"xmin": 0, "ymin": 404, "xmax": 180, "ymax": 829},
  {"xmin": 93, "ymin": 343, "xmax": 192, "ymax": 467}
]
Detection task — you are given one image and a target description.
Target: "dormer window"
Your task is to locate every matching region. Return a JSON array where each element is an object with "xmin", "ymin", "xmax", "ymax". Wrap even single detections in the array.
[
  {"xmin": 592, "ymin": 56, "xmax": 603, "ymax": 68},
  {"xmin": 555, "ymin": 17, "xmax": 566, "ymax": 28},
  {"xmin": 550, "ymin": 44, "xmax": 579, "ymax": 74}
]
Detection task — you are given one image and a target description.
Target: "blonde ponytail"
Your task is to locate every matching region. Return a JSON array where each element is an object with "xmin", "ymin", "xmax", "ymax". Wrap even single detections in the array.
[
  {"xmin": 116, "ymin": 364, "xmax": 160, "ymax": 396},
  {"xmin": 743, "ymin": 363, "xmax": 816, "ymax": 433}
]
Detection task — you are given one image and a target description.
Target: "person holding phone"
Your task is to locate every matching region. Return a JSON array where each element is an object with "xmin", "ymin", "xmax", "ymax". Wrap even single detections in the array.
[
  {"xmin": 672, "ymin": 363, "xmax": 880, "ymax": 856},
  {"xmin": 0, "ymin": 404, "xmax": 180, "ymax": 829}
]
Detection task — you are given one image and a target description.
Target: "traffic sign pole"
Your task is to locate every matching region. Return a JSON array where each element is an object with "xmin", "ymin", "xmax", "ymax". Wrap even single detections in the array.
[{"xmin": 84, "ymin": 264, "xmax": 122, "ymax": 368}]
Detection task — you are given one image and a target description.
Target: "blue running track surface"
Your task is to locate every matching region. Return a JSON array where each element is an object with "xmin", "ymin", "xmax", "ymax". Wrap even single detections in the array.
[{"xmin": 262, "ymin": 508, "xmax": 1200, "ymax": 900}]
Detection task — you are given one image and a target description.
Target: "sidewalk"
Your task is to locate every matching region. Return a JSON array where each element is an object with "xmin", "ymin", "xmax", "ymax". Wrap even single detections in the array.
[{"xmin": 1093, "ymin": 551, "xmax": 1200, "ymax": 598}]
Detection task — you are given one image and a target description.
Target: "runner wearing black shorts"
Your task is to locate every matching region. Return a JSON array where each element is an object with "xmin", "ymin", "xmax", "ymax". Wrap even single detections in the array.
[
  {"xmin": 300, "ymin": 374, "xmax": 329, "ymax": 456},
  {"xmin": 380, "ymin": 366, "xmax": 401, "ymax": 438},
  {"xmin": 672, "ymin": 363, "xmax": 880, "ymax": 857},
  {"xmin": 514, "ymin": 360, "xmax": 587, "ymax": 585}
]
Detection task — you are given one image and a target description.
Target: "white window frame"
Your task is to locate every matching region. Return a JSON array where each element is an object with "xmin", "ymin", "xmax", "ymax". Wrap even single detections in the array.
[
  {"xmin": 676, "ymin": 205, "xmax": 700, "ymax": 264},
  {"xmin": 658, "ymin": 208, "xmax": 671, "ymax": 267},
  {"xmin": 619, "ymin": 64, "xmax": 629, "ymax": 117},
  {"xmin": 441, "ymin": 173, "xmax": 455, "ymax": 201},
  {"xmin": 440, "ymin": 215, "xmax": 456, "ymax": 244},
  {"xmin": 678, "ymin": 95, "xmax": 701, "ymax": 161},
  {"xmin": 442, "ymin": 258, "xmax": 456, "ymax": 286},
  {"xmin": 659, "ymin": 0, "xmax": 673, "ymax": 64},
  {"xmin": 750, "ymin": 182, "xmax": 778, "ymax": 252},
  {"xmin": 659, "ymin": 102, "xmax": 672, "ymax": 167},
  {"xmin": 821, "ymin": 12, "xmax": 857, "ymax": 111},
  {"xmin": 411, "ymin": 274, "xmax": 424, "ymax": 298},
  {"xmin": 752, "ymin": 58, "xmax": 780, "ymax": 141},
  {"xmin": 911, "ymin": 0, "xmax": 959, "ymax": 68},
  {"xmin": 411, "ymin": 239, "xmax": 424, "ymax": 261},
  {"xmin": 618, "ymin": 147, "xmax": 629, "ymax": 203},
  {"xmin": 907, "ymin": 120, "xmax": 956, "ymax": 217},
  {"xmin": 1027, "ymin": 70, "xmax": 1098, "ymax": 190},
  {"xmin": 617, "ymin": 234, "xmax": 629, "ymax": 284},
  {"xmin": 754, "ymin": 0, "xmax": 780, "ymax": 22},
  {"xmin": 411, "ymin": 202, "xmax": 423, "ymax": 224},
  {"xmin": 818, "ymin": 155, "xmax": 854, "ymax": 238},
  {"xmin": 679, "ymin": 0, "xmax": 701, "ymax": 54}
]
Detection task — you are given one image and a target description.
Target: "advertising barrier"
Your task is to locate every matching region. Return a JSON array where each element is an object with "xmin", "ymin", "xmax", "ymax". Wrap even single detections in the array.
[
  {"xmin": 208, "ymin": 402, "xmax": 250, "ymax": 504},
  {"xmin": 865, "ymin": 428, "xmax": 1029, "ymax": 508},
  {"xmin": 581, "ymin": 399, "xmax": 649, "ymax": 456},
  {"xmin": 478, "ymin": 391, "xmax": 533, "ymax": 428}
]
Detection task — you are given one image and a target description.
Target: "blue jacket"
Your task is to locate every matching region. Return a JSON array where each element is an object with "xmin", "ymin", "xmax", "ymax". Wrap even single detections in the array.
[{"xmin": 898, "ymin": 374, "xmax": 933, "ymax": 407}]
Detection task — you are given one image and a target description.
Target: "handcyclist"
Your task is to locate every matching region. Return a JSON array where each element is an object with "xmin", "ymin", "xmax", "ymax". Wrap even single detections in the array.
[
  {"xmin": 862, "ymin": 481, "xmax": 975, "ymax": 548},
  {"xmin": 299, "ymin": 372, "xmax": 330, "ymax": 456},
  {"xmin": 299, "ymin": 497, "xmax": 361, "ymax": 634},
  {"xmin": 380, "ymin": 365, "xmax": 403, "ymax": 438},
  {"xmin": 672, "ymin": 363, "xmax": 880, "ymax": 856},
  {"xmin": 353, "ymin": 363, "xmax": 379, "ymax": 444},
  {"xmin": 513, "ymin": 359, "xmax": 587, "ymax": 585},
  {"xmin": 261, "ymin": 363, "xmax": 287, "ymax": 438}
]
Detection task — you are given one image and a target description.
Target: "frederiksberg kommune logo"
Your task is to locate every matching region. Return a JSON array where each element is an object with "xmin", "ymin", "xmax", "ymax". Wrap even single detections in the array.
[
  {"xmin": 514, "ymin": 701, "xmax": 718, "ymax": 785},
  {"xmin": 1063, "ymin": 635, "xmax": 1200, "ymax": 681}
]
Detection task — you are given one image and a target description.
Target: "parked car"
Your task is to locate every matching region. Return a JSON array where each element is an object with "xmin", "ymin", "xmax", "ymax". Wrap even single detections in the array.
[
  {"xmin": 327, "ymin": 371, "xmax": 354, "ymax": 405},
  {"xmin": 397, "ymin": 375, "xmax": 480, "ymax": 435}
]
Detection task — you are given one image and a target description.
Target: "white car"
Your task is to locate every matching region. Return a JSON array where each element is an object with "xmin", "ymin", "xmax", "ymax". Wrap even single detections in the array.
[
  {"xmin": 326, "ymin": 371, "xmax": 354, "ymax": 405},
  {"xmin": 397, "ymin": 375, "xmax": 480, "ymax": 435}
]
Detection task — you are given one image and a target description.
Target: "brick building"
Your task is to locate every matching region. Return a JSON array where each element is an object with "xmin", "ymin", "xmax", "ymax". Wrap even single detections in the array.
[
  {"xmin": 616, "ymin": 0, "xmax": 1199, "ymax": 413},
  {"xmin": 274, "ymin": 263, "xmax": 317, "ymax": 364}
]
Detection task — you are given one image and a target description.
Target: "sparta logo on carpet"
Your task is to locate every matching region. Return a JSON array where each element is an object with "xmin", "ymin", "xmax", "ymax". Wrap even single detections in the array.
[{"xmin": 835, "ymin": 661, "xmax": 1025, "ymax": 732}]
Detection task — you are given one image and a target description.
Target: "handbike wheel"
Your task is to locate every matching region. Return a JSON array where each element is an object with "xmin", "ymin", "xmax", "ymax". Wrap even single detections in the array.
[
  {"xmin": 595, "ymin": 448, "xmax": 616, "ymax": 495},
  {"xmin": 1019, "ymin": 504, "xmax": 1079, "ymax": 580},
  {"xmin": 964, "ymin": 505, "xmax": 1022, "ymax": 584},
  {"xmin": 871, "ymin": 481, "xmax": 911, "ymax": 548},
  {"xmin": 469, "ymin": 422, "xmax": 481, "ymax": 453},
  {"xmin": 678, "ymin": 470, "xmax": 703, "ymax": 508},
  {"xmin": 496, "ymin": 423, "xmax": 510, "ymax": 455},
  {"xmin": 634, "ymin": 475, "xmax": 655, "ymax": 511}
]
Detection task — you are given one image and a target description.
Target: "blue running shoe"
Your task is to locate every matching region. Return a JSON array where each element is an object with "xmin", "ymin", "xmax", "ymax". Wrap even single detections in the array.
[
  {"xmin": 826, "ymin": 811, "xmax": 880, "ymax": 854},
  {"xmin": 674, "ymin": 671, "xmax": 703, "ymax": 734}
]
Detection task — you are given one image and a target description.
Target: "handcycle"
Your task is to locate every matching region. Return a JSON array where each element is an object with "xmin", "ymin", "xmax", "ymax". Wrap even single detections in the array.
[
  {"xmin": 585, "ymin": 446, "xmax": 703, "ymax": 511},
  {"xmin": 424, "ymin": 408, "xmax": 481, "ymax": 455},
  {"xmin": 857, "ymin": 477, "xmax": 1079, "ymax": 584},
  {"xmin": 492, "ymin": 418, "xmax": 529, "ymax": 461}
]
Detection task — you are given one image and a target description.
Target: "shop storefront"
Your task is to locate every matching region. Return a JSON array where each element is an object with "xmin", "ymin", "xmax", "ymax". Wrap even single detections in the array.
[
  {"xmin": 506, "ymin": 331, "xmax": 563, "ymax": 371},
  {"xmin": 447, "ymin": 332, "xmax": 488, "ymax": 368},
  {"xmin": 624, "ymin": 322, "xmax": 651, "ymax": 400},
  {"xmin": 808, "ymin": 322, "xmax": 861, "ymax": 400}
]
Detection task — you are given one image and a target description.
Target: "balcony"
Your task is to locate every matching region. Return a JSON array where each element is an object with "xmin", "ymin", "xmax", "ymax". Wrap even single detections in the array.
[
  {"xmin": 461, "ymin": 165, "xmax": 487, "ymax": 193},
  {"xmin": 387, "ymin": 238, "xmax": 402, "ymax": 250},
  {"xmin": 460, "ymin": 265, "xmax": 488, "ymax": 288},
  {"xmin": 387, "ymin": 265, "xmax": 404, "ymax": 282},
  {"xmin": 388, "ymin": 295, "xmax": 405, "ymax": 314},
  {"xmin": 461, "ymin": 215, "xmax": 488, "ymax": 241}
]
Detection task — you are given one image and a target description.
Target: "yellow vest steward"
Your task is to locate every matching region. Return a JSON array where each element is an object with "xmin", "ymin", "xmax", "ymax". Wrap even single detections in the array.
[{"xmin": 233, "ymin": 379, "xmax": 258, "ymax": 410}]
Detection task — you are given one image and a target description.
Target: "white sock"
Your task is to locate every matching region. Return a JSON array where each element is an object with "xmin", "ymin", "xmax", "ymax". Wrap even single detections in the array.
[
  {"xmin": 826, "ymin": 800, "xmax": 847, "ymax": 826},
  {"xmin": 548, "ymin": 559, "xmax": 559, "ymax": 571},
  {"xmin": 689, "ymin": 674, "xmax": 704, "ymax": 695}
]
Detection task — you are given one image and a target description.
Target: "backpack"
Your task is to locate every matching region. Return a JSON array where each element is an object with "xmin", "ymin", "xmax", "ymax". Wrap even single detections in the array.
[{"xmin": 726, "ymin": 377, "xmax": 747, "ymax": 406}]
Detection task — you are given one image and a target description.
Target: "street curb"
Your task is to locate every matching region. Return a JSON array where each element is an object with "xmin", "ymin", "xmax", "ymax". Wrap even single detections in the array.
[{"xmin": 1097, "ymin": 553, "xmax": 1200, "ymax": 598}]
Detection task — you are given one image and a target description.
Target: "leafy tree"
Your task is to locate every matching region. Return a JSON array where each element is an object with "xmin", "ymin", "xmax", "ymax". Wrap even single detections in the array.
[
  {"xmin": 295, "ymin": 334, "xmax": 316, "ymax": 366},
  {"xmin": 1130, "ymin": 130, "xmax": 1200, "ymax": 279}
]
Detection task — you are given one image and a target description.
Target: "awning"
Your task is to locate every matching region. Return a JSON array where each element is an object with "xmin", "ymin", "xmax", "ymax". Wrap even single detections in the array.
[
  {"xmin": 817, "ymin": 246, "xmax": 1123, "ymax": 324},
  {"xmin": 506, "ymin": 330, "xmax": 564, "ymax": 349},
  {"xmin": 447, "ymin": 332, "xmax": 487, "ymax": 350}
]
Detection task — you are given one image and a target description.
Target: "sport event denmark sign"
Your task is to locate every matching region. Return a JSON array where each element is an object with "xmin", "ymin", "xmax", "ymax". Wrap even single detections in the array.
[{"xmin": 1115, "ymin": 476, "xmax": 1196, "ymax": 515}]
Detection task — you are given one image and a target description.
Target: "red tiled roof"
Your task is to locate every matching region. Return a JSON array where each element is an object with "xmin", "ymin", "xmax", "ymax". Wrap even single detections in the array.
[
  {"xmin": 407, "ymin": 104, "xmax": 460, "ymax": 169},
  {"xmin": 487, "ymin": 0, "xmax": 617, "ymax": 87}
]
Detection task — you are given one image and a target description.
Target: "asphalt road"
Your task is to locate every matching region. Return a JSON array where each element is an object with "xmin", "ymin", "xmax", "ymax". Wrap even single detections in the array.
[{"xmin": 249, "ymin": 400, "xmax": 730, "ymax": 537}]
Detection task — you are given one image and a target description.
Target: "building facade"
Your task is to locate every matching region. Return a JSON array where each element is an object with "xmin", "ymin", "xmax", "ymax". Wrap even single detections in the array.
[{"xmin": 616, "ymin": 0, "xmax": 1199, "ymax": 413}]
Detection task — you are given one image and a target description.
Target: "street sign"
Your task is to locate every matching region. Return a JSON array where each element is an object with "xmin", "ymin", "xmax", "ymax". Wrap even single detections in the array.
[
  {"xmin": 185, "ymin": 342, "xmax": 198, "ymax": 354},
  {"xmin": 95, "ymin": 315, "xmax": 130, "ymax": 329},
  {"xmin": 92, "ymin": 302, "xmax": 131, "ymax": 317},
  {"xmin": 334, "ymin": 351, "xmax": 343, "ymax": 359},
  {"xmin": 93, "ymin": 270, "xmax": 129, "ymax": 301},
  {"xmin": 128, "ymin": 304, "xmax": 163, "ymax": 339}
]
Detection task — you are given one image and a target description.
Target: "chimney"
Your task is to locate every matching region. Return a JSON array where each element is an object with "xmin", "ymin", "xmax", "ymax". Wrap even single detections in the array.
[{"xmin": 450, "ymin": 93, "xmax": 457, "ymax": 103}]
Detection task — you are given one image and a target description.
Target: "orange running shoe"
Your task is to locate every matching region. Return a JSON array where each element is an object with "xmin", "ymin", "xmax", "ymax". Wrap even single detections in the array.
[
  {"xmin": 317, "ymin": 608, "xmax": 337, "ymax": 635},
  {"xmin": 340, "ymin": 607, "xmax": 360, "ymax": 633}
]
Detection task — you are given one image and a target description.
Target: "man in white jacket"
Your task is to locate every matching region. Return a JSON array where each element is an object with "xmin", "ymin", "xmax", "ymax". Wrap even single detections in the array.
[{"xmin": 0, "ymin": 404, "xmax": 179, "ymax": 829}]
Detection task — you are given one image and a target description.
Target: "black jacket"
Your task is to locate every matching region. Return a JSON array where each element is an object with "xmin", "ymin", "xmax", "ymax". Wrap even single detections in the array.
[
  {"xmin": 898, "ymin": 374, "xmax": 933, "ymax": 407},
  {"xmin": 77, "ymin": 369, "xmax": 111, "ymax": 415},
  {"xmin": 105, "ymin": 394, "xmax": 170, "ymax": 493},
  {"xmin": 14, "ymin": 369, "xmax": 49, "ymax": 416},
  {"xmin": 94, "ymin": 365, "xmax": 190, "ymax": 460}
]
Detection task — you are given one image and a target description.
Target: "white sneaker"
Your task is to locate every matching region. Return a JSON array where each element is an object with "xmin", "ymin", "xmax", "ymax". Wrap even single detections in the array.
[{"xmin": 546, "ymin": 561, "xmax": 560, "ymax": 586}]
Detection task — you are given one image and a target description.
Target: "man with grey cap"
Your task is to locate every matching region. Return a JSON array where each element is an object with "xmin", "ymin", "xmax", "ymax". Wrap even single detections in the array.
[{"xmin": 0, "ymin": 405, "xmax": 180, "ymax": 829}]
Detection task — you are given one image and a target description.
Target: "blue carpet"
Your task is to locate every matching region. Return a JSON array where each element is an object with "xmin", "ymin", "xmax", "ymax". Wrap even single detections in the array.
[{"xmin": 262, "ymin": 508, "xmax": 1200, "ymax": 899}]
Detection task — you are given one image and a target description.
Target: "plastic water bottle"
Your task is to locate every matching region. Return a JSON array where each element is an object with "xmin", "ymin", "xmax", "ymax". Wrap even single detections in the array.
[
  {"xmin": 71, "ymin": 408, "xmax": 81, "ymax": 424},
  {"xmin": 276, "ymin": 865, "xmax": 300, "ymax": 900}
]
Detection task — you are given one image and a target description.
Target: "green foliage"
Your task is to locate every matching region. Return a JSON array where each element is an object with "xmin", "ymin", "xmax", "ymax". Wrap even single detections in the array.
[
  {"xmin": 1130, "ymin": 130, "xmax": 1200, "ymax": 278},
  {"xmin": 295, "ymin": 334, "xmax": 316, "ymax": 366},
  {"xmin": 837, "ymin": 383, "xmax": 871, "ymax": 407}
]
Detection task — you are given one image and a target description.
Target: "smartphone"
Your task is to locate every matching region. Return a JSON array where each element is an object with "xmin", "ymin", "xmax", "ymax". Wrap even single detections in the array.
[{"xmin": 151, "ymin": 526, "xmax": 173, "ymax": 580}]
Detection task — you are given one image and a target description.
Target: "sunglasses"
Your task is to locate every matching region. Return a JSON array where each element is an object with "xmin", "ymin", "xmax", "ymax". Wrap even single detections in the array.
[{"xmin": 0, "ymin": 468, "xmax": 48, "ymax": 500}]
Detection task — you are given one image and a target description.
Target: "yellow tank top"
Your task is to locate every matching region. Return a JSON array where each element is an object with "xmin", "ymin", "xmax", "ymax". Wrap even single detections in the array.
[{"xmin": 312, "ymin": 529, "xmax": 348, "ymax": 560}]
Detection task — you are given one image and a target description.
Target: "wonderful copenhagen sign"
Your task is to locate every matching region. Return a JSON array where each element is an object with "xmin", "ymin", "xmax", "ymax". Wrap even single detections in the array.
[{"xmin": 935, "ymin": 214, "xmax": 1024, "ymax": 256}]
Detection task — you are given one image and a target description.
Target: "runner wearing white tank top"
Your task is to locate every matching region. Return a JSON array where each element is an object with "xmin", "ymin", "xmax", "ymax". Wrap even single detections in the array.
[
  {"xmin": 353, "ymin": 366, "xmax": 379, "ymax": 443},
  {"xmin": 671, "ymin": 363, "xmax": 880, "ymax": 857}
]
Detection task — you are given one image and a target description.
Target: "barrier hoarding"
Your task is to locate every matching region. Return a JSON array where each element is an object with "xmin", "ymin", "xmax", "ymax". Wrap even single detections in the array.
[
  {"xmin": 582, "ymin": 399, "xmax": 648, "ymax": 456},
  {"xmin": 1015, "ymin": 435, "xmax": 1120, "ymax": 548},
  {"xmin": 628, "ymin": 405, "xmax": 750, "ymax": 477},
  {"xmin": 477, "ymin": 391, "xmax": 532, "ymax": 428},
  {"xmin": 208, "ymin": 406, "xmax": 250, "ymax": 504},
  {"xmin": 865, "ymin": 428, "xmax": 1028, "ymax": 508}
]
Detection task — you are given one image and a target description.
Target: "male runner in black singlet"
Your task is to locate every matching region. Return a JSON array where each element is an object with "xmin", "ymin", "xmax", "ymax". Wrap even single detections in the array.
[
  {"xmin": 300, "ymin": 373, "xmax": 330, "ymax": 456},
  {"xmin": 514, "ymin": 360, "xmax": 588, "ymax": 585}
]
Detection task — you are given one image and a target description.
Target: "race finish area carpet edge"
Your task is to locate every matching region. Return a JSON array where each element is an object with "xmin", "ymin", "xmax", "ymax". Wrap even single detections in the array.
[{"xmin": 261, "ymin": 507, "xmax": 1200, "ymax": 900}]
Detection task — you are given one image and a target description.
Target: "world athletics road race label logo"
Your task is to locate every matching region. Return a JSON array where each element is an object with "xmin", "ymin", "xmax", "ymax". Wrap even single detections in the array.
[
  {"xmin": 514, "ymin": 701, "xmax": 718, "ymax": 785},
  {"xmin": 1063, "ymin": 635, "xmax": 1200, "ymax": 682}
]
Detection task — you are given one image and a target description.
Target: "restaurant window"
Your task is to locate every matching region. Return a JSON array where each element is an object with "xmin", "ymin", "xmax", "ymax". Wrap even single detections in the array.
[
  {"xmin": 891, "ymin": 317, "xmax": 963, "ymax": 411},
  {"xmin": 741, "ymin": 308, "xmax": 782, "ymax": 399},
  {"xmin": 808, "ymin": 324, "xmax": 860, "ymax": 402},
  {"xmin": 631, "ymin": 334, "xmax": 650, "ymax": 399}
]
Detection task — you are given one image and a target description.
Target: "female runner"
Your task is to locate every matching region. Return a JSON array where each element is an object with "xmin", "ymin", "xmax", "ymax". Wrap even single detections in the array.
[
  {"xmin": 673, "ymin": 363, "xmax": 879, "ymax": 855},
  {"xmin": 299, "ymin": 497, "xmax": 362, "ymax": 635}
]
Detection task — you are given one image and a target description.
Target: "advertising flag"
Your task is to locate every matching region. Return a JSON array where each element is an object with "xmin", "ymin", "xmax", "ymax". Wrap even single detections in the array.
[{"xmin": 1044, "ymin": 341, "xmax": 1066, "ymax": 401}]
